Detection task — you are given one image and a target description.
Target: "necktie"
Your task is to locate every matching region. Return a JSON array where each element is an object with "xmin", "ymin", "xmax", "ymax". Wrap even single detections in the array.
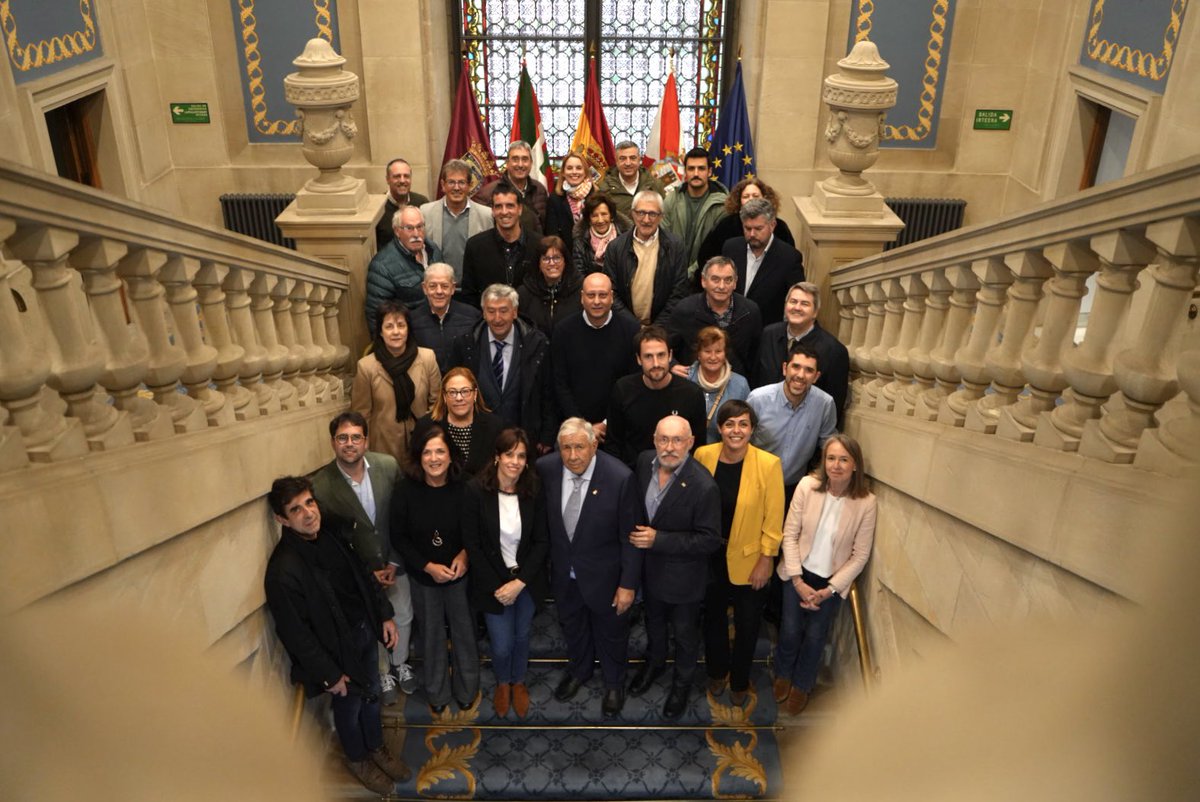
[
  {"xmin": 492, "ymin": 340, "xmax": 506, "ymax": 391},
  {"xmin": 563, "ymin": 476, "xmax": 583, "ymax": 541}
]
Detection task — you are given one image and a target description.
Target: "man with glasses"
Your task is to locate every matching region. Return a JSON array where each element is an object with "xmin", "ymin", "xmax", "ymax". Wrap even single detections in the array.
[
  {"xmin": 311, "ymin": 412, "xmax": 417, "ymax": 706},
  {"xmin": 603, "ymin": 190, "xmax": 689, "ymax": 326},
  {"xmin": 375, "ymin": 158, "xmax": 431, "ymax": 252},
  {"xmin": 420, "ymin": 160, "xmax": 494, "ymax": 284},
  {"xmin": 628, "ymin": 415, "xmax": 722, "ymax": 718},
  {"xmin": 365, "ymin": 206, "xmax": 443, "ymax": 333},
  {"xmin": 663, "ymin": 255, "xmax": 762, "ymax": 376}
]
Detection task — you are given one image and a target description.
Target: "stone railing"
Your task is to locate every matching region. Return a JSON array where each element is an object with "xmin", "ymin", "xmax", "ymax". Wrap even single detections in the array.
[
  {"xmin": 831, "ymin": 155, "xmax": 1199, "ymax": 475},
  {"xmin": 0, "ymin": 160, "xmax": 352, "ymax": 473}
]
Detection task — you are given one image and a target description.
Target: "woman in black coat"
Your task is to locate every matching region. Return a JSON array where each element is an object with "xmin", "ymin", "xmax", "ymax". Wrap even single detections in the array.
[
  {"xmin": 462, "ymin": 427, "xmax": 549, "ymax": 719},
  {"xmin": 517, "ymin": 235, "xmax": 583, "ymax": 337},
  {"xmin": 572, "ymin": 193, "xmax": 631, "ymax": 274}
]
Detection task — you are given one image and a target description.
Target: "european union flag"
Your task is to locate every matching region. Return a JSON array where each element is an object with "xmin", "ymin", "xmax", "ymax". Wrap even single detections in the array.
[{"xmin": 710, "ymin": 61, "xmax": 755, "ymax": 188}]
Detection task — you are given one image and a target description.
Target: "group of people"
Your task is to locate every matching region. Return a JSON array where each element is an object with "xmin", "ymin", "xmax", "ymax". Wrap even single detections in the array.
[{"xmin": 264, "ymin": 143, "xmax": 876, "ymax": 796}]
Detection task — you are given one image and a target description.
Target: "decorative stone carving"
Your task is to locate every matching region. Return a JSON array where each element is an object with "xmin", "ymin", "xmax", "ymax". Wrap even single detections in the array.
[
  {"xmin": 160, "ymin": 255, "xmax": 232, "ymax": 427},
  {"xmin": 249, "ymin": 273, "xmax": 297, "ymax": 411},
  {"xmin": 224, "ymin": 266, "xmax": 278, "ymax": 417},
  {"xmin": 195, "ymin": 262, "xmax": 252, "ymax": 421},
  {"xmin": 284, "ymin": 38, "xmax": 366, "ymax": 213},
  {"xmin": 813, "ymin": 41, "xmax": 899, "ymax": 217},
  {"xmin": 919, "ymin": 265, "xmax": 978, "ymax": 422},
  {"xmin": 941, "ymin": 258, "xmax": 1011, "ymax": 428}
]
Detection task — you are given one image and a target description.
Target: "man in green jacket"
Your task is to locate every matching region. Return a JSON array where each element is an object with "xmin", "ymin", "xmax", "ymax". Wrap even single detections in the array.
[
  {"xmin": 662, "ymin": 147, "xmax": 728, "ymax": 276},
  {"xmin": 597, "ymin": 140, "xmax": 666, "ymax": 219}
]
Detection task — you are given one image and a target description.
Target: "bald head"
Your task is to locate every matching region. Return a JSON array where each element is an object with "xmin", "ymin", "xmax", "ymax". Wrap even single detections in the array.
[
  {"xmin": 581, "ymin": 272, "xmax": 615, "ymax": 324},
  {"xmin": 653, "ymin": 415, "xmax": 693, "ymax": 470}
]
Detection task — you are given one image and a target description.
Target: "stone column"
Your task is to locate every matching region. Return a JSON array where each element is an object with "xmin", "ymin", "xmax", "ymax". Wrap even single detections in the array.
[
  {"xmin": 866, "ymin": 279, "xmax": 905, "ymax": 409},
  {"xmin": 1080, "ymin": 217, "xmax": 1199, "ymax": 463},
  {"xmin": 941, "ymin": 258, "xmax": 1012, "ymax": 427},
  {"xmin": 290, "ymin": 280, "xmax": 327, "ymax": 402},
  {"xmin": 308, "ymin": 283, "xmax": 340, "ymax": 401},
  {"xmin": 71, "ymin": 238, "xmax": 172, "ymax": 443},
  {"xmin": 1136, "ymin": 348, "xmax": 1200, "ymax": 473},
  {"xmin": 855, "ymin": 282, "xmax": 886, "ymax": 401},
  {"xmin": 796, "ymin": 41, "xmax": 904, "ymax": 331},
  {"xmin": 920, "ymin": 265, "xmax": 978, "ymax": 421},
  {"xmin": 997, "ymin": 242, "xmax": 1095, "ymax": 442},
  {"xmin": 7, "ymin": 224, "xmax": 134, "ymax": 452},
  {"xmin": 160, "ymin": 255, "xmax": 232, "ymax": 427},
  {"xmin": 846, "ymin": 285, "xmax": 871, "ymax": 385},
  {"xmin": 0, "ymin": 217, "xmax": 84, "ymax": 466},
  {"xmin": 905, "ymin": 269, "xmax": 951, "ymax": 415},
  {"xmin": 1034, "ymin": 231, "xmax": 1153, "ymax": 452},
  {"xmin": 276, "ymin": 37, "xmax": 385, "ymax": 360},
  {"xmin": 225, "ymin": 267, "xmax": 278, "ymax": 416},
  {"xmin": 323, "ymin": 287, "xmax": 354, "ymax": 396},
  {"xmin": 249, "ymin": 273, "xmax": 297, "ymax": 411},
  {"xmin": 195, "ymin": 262, "xmax": 252, "ymax": 420},
  {"xmin": 884, "ymin": 274, "xmax": 927, "ymax": 414},
  {"xmin": 272, "ymin": 278, "xmax": 315, "ymax": 407},
  {"xmin": 118, "ymin": 249, "xmax": 207, "ymax": 433}
]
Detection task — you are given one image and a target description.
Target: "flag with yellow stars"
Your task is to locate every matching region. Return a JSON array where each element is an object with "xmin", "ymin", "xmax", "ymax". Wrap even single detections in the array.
[{"xmin": 710, "ymin": 61, "xmax": 755, "ymax": 188}]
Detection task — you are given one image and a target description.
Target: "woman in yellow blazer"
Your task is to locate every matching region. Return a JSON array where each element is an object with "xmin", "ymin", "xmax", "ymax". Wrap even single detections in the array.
[
  {"xmin": 695, "ymin": 399, "xmax": 785, "ymax": 707},
  {"xmin": 773, "ymin": 433, "xmax": 876, "ymax": 716},
  {"xmin": 351, "ymin": 300, "xmax": 441, "ymax": 468}
]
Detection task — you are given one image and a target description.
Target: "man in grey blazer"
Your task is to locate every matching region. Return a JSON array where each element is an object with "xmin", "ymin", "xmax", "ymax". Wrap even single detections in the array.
[
  {"xmin": 420, "ymin": 159, "xmax": 494, "ymax": 284},
  {"xmin": 311, "ymin": 411, "xmax": 415, "ymax": 703}
]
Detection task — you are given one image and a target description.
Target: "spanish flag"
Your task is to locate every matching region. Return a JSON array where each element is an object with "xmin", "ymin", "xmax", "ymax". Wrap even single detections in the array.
[{"xmin": 570, "ymin": 55, "xmax": 616, "ymax": 178}]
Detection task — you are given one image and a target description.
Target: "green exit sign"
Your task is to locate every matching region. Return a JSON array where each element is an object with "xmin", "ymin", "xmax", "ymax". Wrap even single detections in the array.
[
  {"xmin": 170, "ymin": 102, "xmax": 210, "ymax": 124},
  {"xmin": 974, "ymin": 109, "xmax": 1013, "ymax": 130}
]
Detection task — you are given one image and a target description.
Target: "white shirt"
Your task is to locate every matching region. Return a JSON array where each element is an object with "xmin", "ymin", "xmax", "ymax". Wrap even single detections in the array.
[
  {"xmin": 803, "ymin": 493, "xmax": 845, "ymax": 578},
  {"xmin": 583, "ymin": 309, "xmax": 614, "ymax": 329},
  {"xmin": 745, "ymin": 234, "xmax": 775, "ymax": 291},
  {"xmin": 337, "ymin": 456, "xmax": 377, "ymax": 525},
  {"xmin": 621, "ymin": 175, "xmax": 639, "ymax": 195},
  {"xmin": 498, "ymin": 493, "xmax": 522, "ymax": 568}
]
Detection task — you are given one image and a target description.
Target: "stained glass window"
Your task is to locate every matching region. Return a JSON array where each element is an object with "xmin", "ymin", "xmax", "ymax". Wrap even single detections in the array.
[{"xmin": 457, "ymin": 1, "xmax": 730, "ymax": 160}]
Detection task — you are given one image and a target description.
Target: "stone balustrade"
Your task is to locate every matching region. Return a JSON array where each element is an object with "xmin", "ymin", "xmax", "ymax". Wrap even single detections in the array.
[
  {"xmin": 831, "ymin": 155, "xmax": 1200, "ymax": 475},
  {"xmin": 0, "ymin": 160, "xmax": 352, "ymax": 473}
]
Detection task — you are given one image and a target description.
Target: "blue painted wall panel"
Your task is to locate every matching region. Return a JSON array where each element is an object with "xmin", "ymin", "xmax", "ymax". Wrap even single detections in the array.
[
  {"xmin": 846, "ymin": 0, "xmax": 958, "ymax": 150},
  {"xmin": 1078, "ymin": 0, "xmax": 1189, "ymax": 92},
  {"xmin": 229, "ymin": 0, "xmax": 341, "ymax": 143},
  {"xmin": 3, "ymin": 0, "xmax": 104, "ymax": 85}
]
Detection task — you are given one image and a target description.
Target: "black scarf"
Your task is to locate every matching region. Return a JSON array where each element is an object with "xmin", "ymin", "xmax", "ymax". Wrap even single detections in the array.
[{"xmin": 374, "ymin": 336, "xmax": 418, "ymax": 423}]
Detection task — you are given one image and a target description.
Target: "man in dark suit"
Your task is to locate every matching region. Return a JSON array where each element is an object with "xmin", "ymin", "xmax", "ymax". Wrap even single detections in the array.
[
  {"xmin": 450, "ymin": 283, "xmax": 553, "ymax": 451},
  {"xmin": 628, "ymin": 415, "xmax": 722, "ymax": 718},
  {"xmin": 753, "ymin": 281, "xmax": 850, "ymax": 428},
  {"xmin": 722, "ymin": 197, "xmax": 805, "ymax": 328},
  {"xmin": 264, "ymin": 476, "xmax": 410, "ymax": 796},
  {"xmin": 311, "ymin": 411, "xmax": 415, "ymax": 703},
  {"xmin": 536, "ymin": 418, "xmax": 642, "ymax": 717}
]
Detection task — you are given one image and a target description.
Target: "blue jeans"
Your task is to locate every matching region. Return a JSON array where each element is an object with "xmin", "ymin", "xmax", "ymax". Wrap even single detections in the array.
[
  {"xmin": 774, "ymin": 570, "xmax": 841, "ymax": 693},
  {"xmin": 331, "ymin": 621, "xmax": 384, "ymax": 761},
  {"xmin": 484, "ymin": 588, "xmax": 535, "ymax": 684}
]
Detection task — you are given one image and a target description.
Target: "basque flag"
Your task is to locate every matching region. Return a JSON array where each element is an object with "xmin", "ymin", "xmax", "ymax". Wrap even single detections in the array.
[{"xmin": 510, "ymin": 62, "xmax": 554, "ymax": 188}]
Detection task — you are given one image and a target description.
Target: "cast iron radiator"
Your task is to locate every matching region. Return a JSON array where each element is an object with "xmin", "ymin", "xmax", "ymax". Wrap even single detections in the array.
[
  {"xmin": 218, "ymin": 194, "xmax": 297, "ymax": 249},
  {"xmin": 883, "ymin": 197, "xmax": 967, "ymax": 250}
]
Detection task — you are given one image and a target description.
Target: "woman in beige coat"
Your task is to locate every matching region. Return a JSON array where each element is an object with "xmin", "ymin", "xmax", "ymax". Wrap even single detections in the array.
[
  {"xmin": 773, "ymin": 434, "xmax": 876, "ymax": 716},
  {"xmin": 351, "ymin": 299, "xmax": 441, "ymax": 467}
]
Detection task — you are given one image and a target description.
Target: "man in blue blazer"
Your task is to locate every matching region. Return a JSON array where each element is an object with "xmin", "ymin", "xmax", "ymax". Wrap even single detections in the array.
[
  {"xmin": 536, "ymin": 418, "xmax": 642, "ymax": 718},
  {"xmin": 628, "ymin": 415, "xmax": 723, "ymax": 718}
]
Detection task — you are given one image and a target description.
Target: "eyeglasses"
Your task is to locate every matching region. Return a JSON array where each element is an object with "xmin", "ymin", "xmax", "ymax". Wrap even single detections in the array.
[
  {"xmin": 399, "ymin": 223, "xmax": 425, "ymax": 232},
  {"xmin": 541, "ymin": 255, "xmax": 564, "ymax": 264},
  {"xmin": 335, "ymin": 433, "xmax": 365, "ymax": 444},
  {"xmin": 632, "ymin": 210, "xmax": 662, "ymax": 219},
  {"xmin": 445, "ymin": 388, "xmax": 476, "ymax": 399},
  {"xmin": 654, "ymin": 435, "xmax": 689, "ymax": 447}
]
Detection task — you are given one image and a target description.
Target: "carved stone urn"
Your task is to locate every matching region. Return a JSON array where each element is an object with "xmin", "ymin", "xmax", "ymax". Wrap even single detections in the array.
[
  {"xmin": 284, "ymin": 38, "xmax": 366, "ymax": 212},
  {"xmin": 815, "ymin": 40, "xmax": 899, "ymax": 215}
]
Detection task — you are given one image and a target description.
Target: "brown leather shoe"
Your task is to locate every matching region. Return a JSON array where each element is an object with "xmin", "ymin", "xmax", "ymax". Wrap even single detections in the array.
[
  {"xmin": 785, "ymin": 687, "xmax": 809, "ymax": 716},
  {"xmin": 773, "ymin": 676, "xmax": 791, "ymax": 703},
  {"xmin": 511, "ymin": 682, "xmax": 530, "ymax": 718},
  {"xmin": 371, "ymin": 745, "xmax": 412, "ymax": 782},
  {"xmin": 493, "ymin": 683, "xmax": 511, "ymax": 718},
  {"xmin": 346, "ymin": 757, "xmax": 394, "ymax": 795}
]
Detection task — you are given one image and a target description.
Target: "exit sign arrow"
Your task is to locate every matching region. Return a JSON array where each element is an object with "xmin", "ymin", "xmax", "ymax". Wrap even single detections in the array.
[{"xmin": 974, "ymin": 109, "xmax": 1013, "ymax": 130}]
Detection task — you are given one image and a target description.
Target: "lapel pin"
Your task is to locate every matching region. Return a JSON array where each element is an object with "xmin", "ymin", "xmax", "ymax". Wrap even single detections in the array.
[
  {"xmin": 591, "ymin": 489, "xmax": 599, "ymax": 495},
  {"xmin": 681, "ymin": 481, "xmax": 687, "ymax": 488}
]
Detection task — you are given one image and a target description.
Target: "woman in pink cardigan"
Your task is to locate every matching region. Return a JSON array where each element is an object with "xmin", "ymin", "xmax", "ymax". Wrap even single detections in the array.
[{"xmin": 773, "ymin": 434, "xmax": 876, "ymax": 715}]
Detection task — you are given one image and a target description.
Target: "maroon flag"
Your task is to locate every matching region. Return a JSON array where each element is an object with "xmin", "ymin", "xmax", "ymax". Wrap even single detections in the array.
[
  {"xmin": 570, "ymin": 55, "xmax": 616, "ymax": 177},
  {"xmin": 438, "ymin": 58, "xmax": 500, "ymax": 198}
]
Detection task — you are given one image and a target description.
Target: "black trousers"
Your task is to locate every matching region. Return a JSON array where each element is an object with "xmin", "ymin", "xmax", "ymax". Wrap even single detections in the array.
[
  {"xmin": 702, "ymin": 562, "xmax": 768, "ymax": 693},
  {"xmin": 644, "ymin": 594, "xmax": 702, "ymax": 686},
  {"xmin": 556, "ymin": 577, "xmax": 631, "ymax": 689}
]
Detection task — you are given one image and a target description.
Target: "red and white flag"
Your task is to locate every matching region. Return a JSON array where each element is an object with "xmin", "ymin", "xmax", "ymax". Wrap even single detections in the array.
[
  {"xmin": 643, "ymin": 69, "xmax": 682, "ymax": 186},
  {"xmin": 510, "ymin": 62, "xmax": 554, "ymax": 188}
]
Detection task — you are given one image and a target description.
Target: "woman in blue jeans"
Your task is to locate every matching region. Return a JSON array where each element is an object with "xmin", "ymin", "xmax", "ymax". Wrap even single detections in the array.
[
  {"xmin": 773, "ymin": 434, "xmax": 876, "ymax": 715},
  {"xmin": 463, "ymin": 427, "xmax": 548, "ymax": 718}
]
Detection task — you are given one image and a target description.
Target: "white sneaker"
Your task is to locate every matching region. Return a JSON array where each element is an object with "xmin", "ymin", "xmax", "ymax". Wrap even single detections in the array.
[
  {"xmin": 396, "ymin": 663, "xmax": 418, "ymax": 695},
  {"xmin": 380, "ymin": 670, "xmax": 399, "ymax": 706}
]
